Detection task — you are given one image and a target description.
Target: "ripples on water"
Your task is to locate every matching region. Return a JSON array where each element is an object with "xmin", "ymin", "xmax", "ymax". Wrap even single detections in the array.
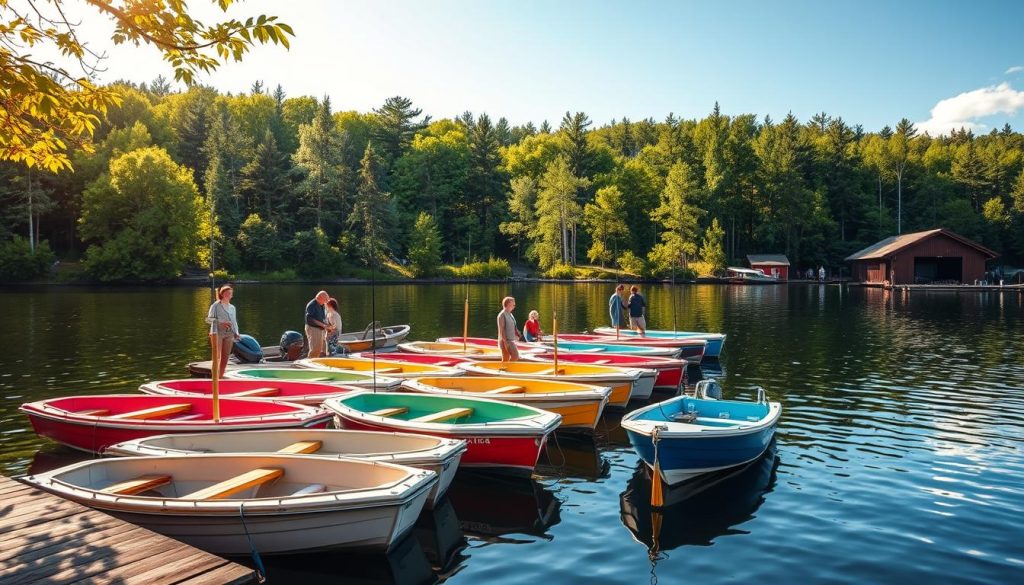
[{"xmin": 1, "ymin": 284, "xmax": 1022, "ymax": 584}]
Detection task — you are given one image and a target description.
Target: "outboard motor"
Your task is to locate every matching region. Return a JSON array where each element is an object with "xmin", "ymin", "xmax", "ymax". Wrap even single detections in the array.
[
  {"xmin": 232, "ymin": 334, "xmax": 264, "ymax": 363},
  {"xmin": 280, "ymin": 330, "xmax": 305, "ymax": 361}
]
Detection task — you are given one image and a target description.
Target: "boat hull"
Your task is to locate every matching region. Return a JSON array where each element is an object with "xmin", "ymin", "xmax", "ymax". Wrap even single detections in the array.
[
  {"xmin": 621, "ymin": 395, "xmax": 781, "ymax": 484},
  {"xmin": 593, "ymin": 327, "xmax": 726, "ymax": 358},
  {"xmin": 22, "ymin": 454, "xmax": 433, "ymax": 554}
]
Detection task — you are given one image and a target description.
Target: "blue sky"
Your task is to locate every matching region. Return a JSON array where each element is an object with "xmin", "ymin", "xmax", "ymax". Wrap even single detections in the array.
[{"xmin": 77, "ymin": 0, "xmax": 1024, "ymax": 134}]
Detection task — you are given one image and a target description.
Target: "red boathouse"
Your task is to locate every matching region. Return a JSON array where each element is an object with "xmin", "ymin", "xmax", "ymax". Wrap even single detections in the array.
[
  {"xmin": 747, "ymin": 255, "xmax": 790, "ymax": 280},
  {"xmin": 845, "ymin": 228, "xmax": 997, "ymax": 286}
]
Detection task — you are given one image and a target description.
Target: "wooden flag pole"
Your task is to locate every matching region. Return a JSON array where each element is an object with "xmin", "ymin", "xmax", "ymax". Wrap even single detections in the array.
[
  {"xmin": 552, "ymin": 310, "xmax": 558, "ymax": 375},
  {"xmin": 211, "ymin": 330, "xmax": 221, "ymax": 423},
  {"xmin": 463, "ymin": 295, "xmax": 469, "ymax": 353}
]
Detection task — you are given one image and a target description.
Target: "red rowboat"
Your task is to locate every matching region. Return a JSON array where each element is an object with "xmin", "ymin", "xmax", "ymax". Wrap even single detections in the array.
[
  {"xmin": 523, "ymin": 351, "xmax": 686, "ymax": 392},
  {"xmin": 19, "ymin": 394, "xmax": 332, "ymax": 453}
]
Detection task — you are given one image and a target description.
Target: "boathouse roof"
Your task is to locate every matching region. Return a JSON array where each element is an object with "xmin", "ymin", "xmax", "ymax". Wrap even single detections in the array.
[
  {"xmin": 844, "ymin": 229, "xmax": 997, "ymax": 262},
  {"xmin": 747, "ymin": 254, "xmax": 790, "ymax": 266}
]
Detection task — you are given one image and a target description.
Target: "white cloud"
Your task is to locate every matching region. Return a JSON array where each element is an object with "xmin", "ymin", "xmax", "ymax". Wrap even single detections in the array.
[
  {"xmin": 1006, "ymin": 66, "xmax": 1024, "ymax": 75},
  {"xmin": 916, "ymin": 83, "xmax": 1024, "ymax": 135}
]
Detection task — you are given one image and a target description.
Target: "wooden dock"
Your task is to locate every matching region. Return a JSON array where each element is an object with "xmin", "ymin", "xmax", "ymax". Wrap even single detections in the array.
[{"xmin": 0, "ymin": 474, "xmax": 255, "ymax": 585}]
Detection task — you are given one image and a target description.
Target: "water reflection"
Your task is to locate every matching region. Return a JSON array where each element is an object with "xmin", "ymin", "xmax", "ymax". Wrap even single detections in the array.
[
  {"xmin": 249, "ymin": 532, "xmax": 436, "ymax": 585},
  {"xmin": 414, "ymin": 498, "xmax": 468, "ymax": 576},
  {"xmin": 535, "ymin": 435, "xmax": 609, "ymax": 481},
  {"xmin": 27, "ymin": 444, "xmax": 90, "ymax": 476},
  {"xmin": 446, "ymin": 471, "xmax": 561, "ymax": 543},
  {"xmin": 619, "ymin": 443, "xmax": 778, "ymax": 552}
]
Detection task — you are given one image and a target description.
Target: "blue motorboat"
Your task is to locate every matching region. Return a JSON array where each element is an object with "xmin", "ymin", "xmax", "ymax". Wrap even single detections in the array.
[
  {"xmin": 621, "ymin": 381, "xmax": 781, "ymax": 485},
  {"xmin": 592, "ymin": 327, "xmax": 727, "ymax": 358}
]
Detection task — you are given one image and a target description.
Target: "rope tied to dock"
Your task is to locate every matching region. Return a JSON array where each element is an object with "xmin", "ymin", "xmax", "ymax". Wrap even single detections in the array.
[{"xmin": 238, "ymin": 501, "xmax": 267, "ymax": 583}]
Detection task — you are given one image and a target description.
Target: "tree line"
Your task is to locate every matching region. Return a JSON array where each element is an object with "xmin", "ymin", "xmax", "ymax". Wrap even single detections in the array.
[{"xmin": 2, "ymin": 80, "xmax": 1024, "ymax": 282}]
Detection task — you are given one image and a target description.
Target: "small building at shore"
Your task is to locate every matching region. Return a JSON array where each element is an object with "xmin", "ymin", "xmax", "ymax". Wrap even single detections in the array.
[
  {"xmin": 844, "ymin": 228, "xmax": 997, "ymax": 285},
  {"xmin": 747, "ymin": 254, "xmax": 790, "ymax": 280}
]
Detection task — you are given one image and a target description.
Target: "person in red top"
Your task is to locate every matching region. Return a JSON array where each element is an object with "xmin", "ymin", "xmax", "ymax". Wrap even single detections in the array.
[{"xmin": 522, "ymin": 309, "xmax": 544, "ymax": 342}]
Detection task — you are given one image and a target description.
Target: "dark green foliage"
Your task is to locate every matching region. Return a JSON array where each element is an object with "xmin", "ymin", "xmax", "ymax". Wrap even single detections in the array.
[
  {"xmin": 237, "ymin": 214, "xmax": 282, "ymax": 271},
  {"xmin": 407, "ymin": 212, "xmax": 442, "ymax": 277},
  {"xmin": 0, "ymin": 237, "xmax": 55, "ymax": 281},
  {"xmin": 286, "ymin": 228, "xmax": 343, "ymax": 278}
]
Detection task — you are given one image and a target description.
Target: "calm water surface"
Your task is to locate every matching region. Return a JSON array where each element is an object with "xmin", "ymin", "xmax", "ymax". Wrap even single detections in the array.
[{"xmin": 1, "ymin": 283, "xmax": 1022, "ymax": 584}]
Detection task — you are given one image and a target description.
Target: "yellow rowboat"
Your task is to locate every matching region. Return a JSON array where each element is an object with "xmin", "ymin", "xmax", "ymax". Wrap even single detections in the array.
[
  {"xmin": 397, "ymin": 341, "xmax": 543, "ymax": 360},
  {"xmin": 295, "ymin": 357, "xmax": 464, "ymax": 379},
  {"xmin": 456, "ymin": 361, "xmax": 649, "ymax": 408},
  {"xmin": 402, "ymin": 376, "xmax": 612, "ymax": 432}
]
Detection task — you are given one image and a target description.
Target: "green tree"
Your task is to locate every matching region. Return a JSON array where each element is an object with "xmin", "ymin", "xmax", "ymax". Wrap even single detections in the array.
[
  {"xmin": 349, "ymin": 144, "xmax": 396, "ymax": 265},
  {"xmin": 583, "ymin": 185, "xmax": 628, "ymax": 266},
  {"xmin": 501, "ymin": 176, "xmax": 539, "ymax": 261},
  {"xmin": 293, "ymin": 97, "xmax": 348, "ymax": 232},
  {"xmin": 0, "ymin": 0, "xmax": 292, "ymax": 172},
  {"xmin": 408, "ymin": 212, "xmax": 442, "ymax": 277},
  {"xmin": 79, "ymin": 146, "xmax": 209, "ymax": 280},
  {"xmin": 533, "ymin": 156, "xmax": 588, "ymax": 269},
  {"xmin": 888, "ymin": 118, "xmax": 917, "ymax": 233},
  {"xmin": 237, "ymin": 213, "xmax": 282, "ymax": 271},
  {"xmin": 464, "ymin": 113, "xmax": 508, "ymax": 257},
  {"xmin": 372, "ymin": 96, "xmax": 429, "ymax": 172},
  {"xmin": 649, "ymin": 161, "xmax": 705, "ymax": 272},
  {"xmin": 240, "ymin": 129, "xmax": 291, "ymax": 227},
  {"xmin": 698, "ymin": 218, "xmax": 727, "ymax": 274}
]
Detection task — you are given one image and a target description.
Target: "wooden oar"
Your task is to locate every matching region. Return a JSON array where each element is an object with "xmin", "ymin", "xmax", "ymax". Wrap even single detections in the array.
[
  {"xmin": 552, "ymin": 311, "xmax": 558, "ymax": 376},
  {"xmin": 463, "ymin": 295, "xmax": 469, "ymax": 353}
]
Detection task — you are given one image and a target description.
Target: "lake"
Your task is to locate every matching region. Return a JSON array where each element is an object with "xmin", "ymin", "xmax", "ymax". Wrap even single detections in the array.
[{"xmin": 1, "ymin": 282, "xmax": 1022, "ymax": 584}]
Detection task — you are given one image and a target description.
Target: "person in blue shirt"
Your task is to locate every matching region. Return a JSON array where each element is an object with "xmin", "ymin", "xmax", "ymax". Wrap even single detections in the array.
[
  {"xmin": 609, "ymin": 284, "xmax": 627, "ymax": 329},
  {"xmin": 304, "ymin": 290, "xmax": 332, "ymax": 358}
]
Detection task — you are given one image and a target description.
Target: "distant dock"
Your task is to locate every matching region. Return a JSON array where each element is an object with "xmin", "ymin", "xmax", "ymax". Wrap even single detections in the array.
[{"xmin": 0, "ymin": 475, "xmax": 255, "ymax": 584}]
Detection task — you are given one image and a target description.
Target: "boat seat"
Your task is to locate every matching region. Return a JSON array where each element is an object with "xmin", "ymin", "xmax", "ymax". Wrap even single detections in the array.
[
  {"xmin": 485, "ymin": 385, "xmax": 525, "ymax": 394},
  {"xmin": 103, "ymin": 474, "xmax": 172, "ymax": 495},
  {"xmin": 277, "ymin": 440, "xmax": 322, "ymax": 454},
  {"xmin": 411, "ymin": 407, "xmax": 473, "ymax": 423},
  {"xmin": 371, "ymin": 406, "xmax": 409, "ymax": 417},
  {"xmin": 694, "ymin": 417, "xmax": 746, "ymax": 426},
  {"xmin": 111, "ymin": 403, "xmax": 192, "ymax": 420},
  {"xmin": 76, "ymin": 408, "xmax": 109, "ymax": 416},
  {"xmin": 183, "ymin": 467, "xmax": 284, "ymax": 500},
  {"xmin": 230, "ymin": 387, "xmax": 280, "ymax": 397},
  {"xmin": 291, "ymin": 483, "xmax": 326, "ymax": 496},
  {"xmin": 374, "ymin": 367, "xmax": 402, "ymax": 374}
]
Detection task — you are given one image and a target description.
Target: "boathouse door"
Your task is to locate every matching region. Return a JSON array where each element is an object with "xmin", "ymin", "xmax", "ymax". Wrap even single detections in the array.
[{"xmin": 913, "ymin": 257, "xmax": 962, "ymax": 284}]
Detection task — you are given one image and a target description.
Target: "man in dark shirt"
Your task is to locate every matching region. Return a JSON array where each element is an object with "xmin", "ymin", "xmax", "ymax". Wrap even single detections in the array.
[
  {"xmin": 304, "ymin": 290, "xmax": 332, "ymax": 358},
  {"xmin": 627, "ymin": 285, "xmax": 647, "ymax": 337}
]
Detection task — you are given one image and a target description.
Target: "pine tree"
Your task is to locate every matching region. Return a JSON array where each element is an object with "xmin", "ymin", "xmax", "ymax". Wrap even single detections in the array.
[
  {"xmin": 407, "ymin": 212, "xmax": 442, "ymax": 277},
  {"xmin": 533, "ymin": 156, "xmax": 588, "ymax": 268},
  {"xmin": 583, "ymin": 185, "xmax": 628, "ymax": 266},
  {"xmin": 349, "ymin": 144, "xmax": 395, "ymax": 265},
  {"xmin": 649, "ymin": 161, "xmax": 705, "ymax": 271},
  {"xmin": 293, "ymin": 97, "xmax": 348, "ymax": 232},
  {"xmin": 240, "ymin": 129, "xmax": 291, "ymax": 226},
  {"xmin": 373, "ymin": 96, "xmax": 429, "ymax": 172}
]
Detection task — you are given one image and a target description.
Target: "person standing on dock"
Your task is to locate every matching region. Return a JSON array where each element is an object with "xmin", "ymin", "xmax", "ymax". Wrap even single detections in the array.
[
  {"xmin": 627, "ymin": 285, "xmax": 647, "ymax": 337},
  {"xmin": 497, "ymin": 296, "xmax": 521, "ymax": 362},
  {"xmin": 305, "ymin": 290, "xmax": 332, "ymax": 358},
  {"xmin": 609, "ymin": 284, "xmax": 627, "ymax": 329},
  {"xmin": 206, "ymin": 284, "xmax": 240, "ymax": 377}
]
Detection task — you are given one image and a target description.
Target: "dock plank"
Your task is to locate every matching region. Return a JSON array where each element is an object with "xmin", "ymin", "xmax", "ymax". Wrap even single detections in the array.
[{"xmin": 0, "ymin": 475, "xmax": 254, "ymax": 585}]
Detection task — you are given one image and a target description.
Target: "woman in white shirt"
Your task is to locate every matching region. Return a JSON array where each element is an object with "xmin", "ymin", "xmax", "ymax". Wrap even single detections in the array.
[
  {"xmin": 326, "ymin": 297, "xmax": 342, "ymax": 355},
  {"xmin": 205, "ymin": 285, "xmax": 240, "ymax": 377}
]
